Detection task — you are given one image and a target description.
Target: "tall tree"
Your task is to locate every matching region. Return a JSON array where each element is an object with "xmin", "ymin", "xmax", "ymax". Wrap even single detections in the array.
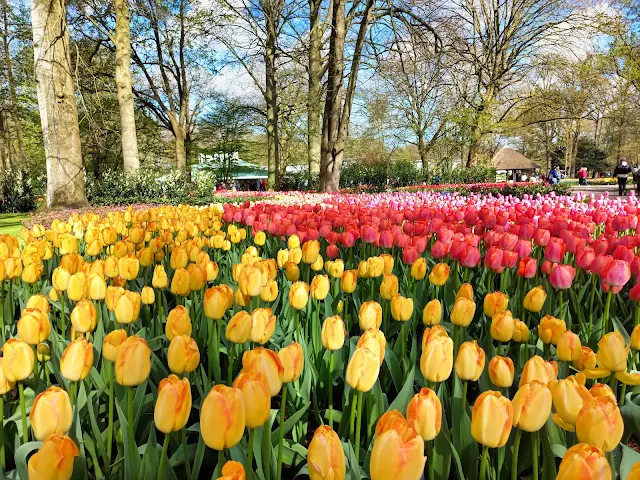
[
  {"xmin": 1, "ymin": 0, "xmax": 26, "ymax": 168},
  {"xmin": 446, "ymin": 0, "xmax": 577, "ymax": 166},
  {"xmin": 31, "ymin": 0, "xmax": 87, "ymax": 207}
]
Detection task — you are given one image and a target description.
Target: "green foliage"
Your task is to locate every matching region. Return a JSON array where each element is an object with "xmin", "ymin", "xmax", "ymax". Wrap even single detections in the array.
[
  {"xmin": 436, "ymin": 165, "xmax": 496, "ymax": 184},
  {"xmin": 86, "ymin": 169, "xmax": 255, "ymax": 206},
  {"xmin": 0, "ymin": 169, "xmax": 38, "ymax": 213},
  {"xmin": 575, "ymin": 138, "xmax": 609, "ymax": 174}
]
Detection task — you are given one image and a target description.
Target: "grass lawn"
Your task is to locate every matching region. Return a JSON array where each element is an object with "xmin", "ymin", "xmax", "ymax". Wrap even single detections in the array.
[{"xmin": 0, "ymin": 213, "xmax": 27, "ymax": 236}]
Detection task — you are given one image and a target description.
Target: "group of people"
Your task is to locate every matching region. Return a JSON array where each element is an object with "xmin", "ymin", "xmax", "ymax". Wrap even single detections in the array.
[
  {"xmin": 548, "ymin": 160, "xmax": 640, "ymax": 196},
  {"xmin": 216, "ymin": 179, "xmax": 267, "ymax": 192}
]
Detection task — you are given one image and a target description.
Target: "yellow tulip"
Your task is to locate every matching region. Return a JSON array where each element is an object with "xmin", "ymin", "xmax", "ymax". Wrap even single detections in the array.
[
  {"xmin": 116, "ymin": 336, "xmax": 151, "ymax": 386},
  {"xmin": 519, "ymin": 355, "xmax": 553, "ymax": 388},
  {"xmin": 67, "ymin": 272, "xmax": 88, "ymax": 302},
  {"xmin": 359, "ymin": 301, "xmax": 382, "ymax": 330},
  {"xmin": 152, "ymin": 265, "xmax": 169, "ymax": 289},
  {"xmin": 289, "ymin": 281, "xmax": 310, "ymax": 310},
  {"xmin": 117, "ymin": 254, "xmax": 140, "ymax": 281},
  {"xmin": 575, "ymin": 396, "xmax": 623, "ymax": 452},
  {"xmin": 167, "ymin": 335, "xmax": 200, "ymax": 375},
  {"xmin": 455, "ymin": 341, "xmax": 485, "ymax": 381},
  {"xmin": 391, "ymin": 295, "xmax": 413, "ymax": 322},
  {"xmin": 597, "ymin": 332, "xmax": 629, "ymax": 372},
  {"xmin": 345, "ymin": 348, "xmax": 380, "ymax": 392},
  {"xmin": 556, "ymin": 443, "xmax": 611, "ymax": 480},
  {"xmin": 488, "ymin": 356, "xmax": 514, "ymax": 388},
  {"xmin": 0, "ymin": 358, "xmax": 16, "ymax": 394},
  {"xmin": 27, "ymin": 434, "xmax": 79, "ymax": 480},
  {"xmin": 60, "ymin": 338, "xmax": 94, "ymax": 381},
  {"xmin": 154, "ymin": 375, "xmax": 192, "ymax": 433},
  {"xmin": 30, "ymin": 386, "xmax": 73, "ymax": 441},
  {"xmin": 321, "ymin": 315, "xmax": 346, "ymax": 350},
  {"xmin": 471, "ymin": 391, "xmax": 513, "ymax": 448},
  {"xmin": 141, "ymin": 286, "xmax": 155, "ymax": 305},
  {"xmin": 171, "ymin": 267, "xmax": 191, "ymax": 296},
  {"xmin": 114, "ymin": 290, "xmax": 141, "ymax": 325},
  {"xmin": 233, "ymin": 369, "xmax": 271, "ymax": 428},
  {"xmin": 539, "ymin": 315, "xmax": 566, "ymax": 345},
  {"xmin": 483, "ymin": 291, "xmax": 508, "ymax": 318},
  {"xmin": 249, "ymin": 308, "xmax": 276, "ymax": 345},
  {"xmin": 356, "ymin": 329, "xmax": 386, "ymax": 364},
  {"xmin": 17, "ymin": 308, "xmax": 51, "ymax": 344},
  {"xmin": 370, "ymin": 414, "xmax": 425, "ymax": 480},
  {"xmin": 2, "ymin": 338, "xmax": 35, "ymax": 381},
  {"xmin": 422, "ymin": 299, "xmax": 442, "ymax": 326},
  {"xmin": 225, "ymin": 311, "xmax": 252, "ymax": 344},
  {"xmin": 70, "ymin": 300, "xmax": 97, "ymax": 333},
  {"xmin": 450, "ymin": 297, "xmax": 476, "ymax": 327},
  {"xmin": 242, "ymin": 347, "xmax": 284, "ymax": 397},
  {"xmin": 102, "ymin": 329, "xmax": 127, "ymax": 363},
  {"xmin": 201, "ymin": 384, "xmax": 246, "ymax": 450},
  {"xmin": 557, "ymin": 330, "xmax": 582, "ymax": 362},
  {"xmin": 429, "ymin": 263, "xmax": 450, "ymax": 286},
  {"xmin": 380, "ymin": 274, "xmax": 399, "ymax": 300},
  {"xmin": 456, "ymin": 283, "xmax": 474, "ymax": 301},
  {"xmin": 490, "ymin": 310, "xmax": 514, "ymax": 343},
  {"xmin": 410, "ymin": 258, "xmax": 427, "ymax": 280},
  {"xmin": 420, "ymin": 332, "xmax": 453, "ymax": 383},
  {"xmin": 302, "ymin": 240, "xmax": 321, "ymax": 264},
  {"xmin": 340, "ymin": 270, "xmax": 357, "ymax": 293},
  {"xmin": 26, "ymin": 294, "xmax": 50, "ymax": 314},
  {"xmin": 278, "ymin": 342, "xmax": 304, "ymax": 383},
  {"xmin": 307, "ymin": 426, "xmax": 346, "ymax": 480},
  {"xmin": 406, "ymin": 388, "xmax": 442, "ymax": 441},
  {"xmin": 88, "ymin": 274, "xmax": 107, "ymax": 300},
  {"xmin": 512, "ymin": 320, "xmax": 529, "ymax": 342},
  {"xmin": 523, "ymin": 286, "xmax": 547, "ymax": 313},
  {"xmin": 311, "ymin": 274, "xmax": 330, "ymax": 301},
  {"xmin": 165, "ymin": 305, "xmax": 192, "ymax": 341},
  {"xmin": 512, "ymin": 380, "xmax": 552, "ymax": 432}
]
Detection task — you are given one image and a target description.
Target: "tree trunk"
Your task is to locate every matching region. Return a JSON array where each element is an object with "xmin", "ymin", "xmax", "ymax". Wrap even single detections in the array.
[
  {"xmin": 114, "ymin": 0, "xmax": 139, "ymax": 172},
  {"xmin": 466, "ymin": 119, "xmax": 483, "ymax": 168},
  {"xmin": 1, "ymin": 0, "xmax": 26, "ymax": 168},
  {"xmin": 265, "ymin": 27, "xmax": 279, "ymax": 190},
  {"xmin": 417, "ymin": 132, "xmax": 429, "ymax": 176},
  {"xmin": 307, "ymin": 0, "xmax": 322, "ymax": 180},
  {"xmin": 31, "ymin": 0, "xmax": 87, "ymax": 208}
]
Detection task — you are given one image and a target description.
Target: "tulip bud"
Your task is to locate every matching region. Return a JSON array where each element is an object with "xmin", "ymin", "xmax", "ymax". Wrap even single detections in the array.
[
  {"xmin": 88, "ymin": 274, "xmax": 107, "ymax": 300},
  {"xmin": 201, "ymin": 384, "xmax": 246, "ymax": 450},
  {"xmin": 289, "ymin": 281, "xmax": 310, "ymax": 310},
  {"xmin": 233, "ymin": 369, "xmax": 271, "ymax": 428},
  {"xmin": 539, "ymin": 315, "xmax": 566, "ymax": 345},
  {"xmin": 406, "ymin": 388, "xmax": 441, "ymax": 441},
  {"xmin": 346, "ymin": 348, "xmax": 380, "ymax": 392},
  {"xmin": 284, "ymin": 262, "xmax": 300, "ymax": 282},
  {"xmin": 67, "ymin": 272, "xmax": 88, "ymax": 302},
  {"xmin": 254, "ymin": 231, "xmax": 266, "ymax": 246},
  {"xmin": 576, "ymin": 397, "xmax": 623, "ymax": 452},
  {"xmin": 288, "ymin": 234, "xmax": 300, "ymax": 249},
  {"xmin": 471, "ymin": 391, "xmax": 513, "ymax": 448},
  {"xmin": 597, "ymin": 332, "xmax": 629, "ymax": 372},
  {"xmin": 451, "ymin": 297, "xmax": 476, "ymax": 327},
  {"xmin": 70, "ymin": 300, "xmax": 97, "ymax": 334},
  {"xmin": 380, "ymin": 274, "xmax": 399, "ymax": 300},
  {"xmin": 356, "ymin": 329, "xmax": 386, "ymax": 364},
  {"xmin": 370, "ymin": 414, "xmax": 426, "ymax": 480},
  {"xmin": 117, "ymin": 254, "xmax": 140, "ymax": 281},
  {"xmin": 28, "ymin": 434, "xmax": 79, "ymax": 480},
  {"xmin": 30, "ymin": 386, "xmax": 73, "ymax": 441},
  {"xmin": 104, "ymin": 256, "xmax": 119, "ymax": 278},
  {"xmin": 483, "ymin": 291, "xmax": 508, "ymax": 318},
  {"xmin": 37, "ymin": 342, "xmax": 50, "ymax": 362},
  {"xmin": 105, "ymin": 286, "xmax": 124, "ymax": 312},
  {"xmin": 165, "ymin": 305, "xmax": 192, "ymax": 341},
  {"xmin": 429, "ymin": 263, "xmax": 450, "ymax": 286},
  {"xmin": 302, "ymin": 240, "xmax": 321, "ymax": 264},
  {"xmin": 26, "ymin": 294, "xmax": 50, "ymax": 314},
  {"xmin": 488, "ymin": 356, "xmax": 514, "ymax": 388},
  {"xmin": 152, "ymin": 265, "xmax": 169, "ymax": 289},
  {"xmin": 359, "ymin": 301, "xmax": 382, "ymax": 330},
  {"xmin": 321, "ymin": 315, "xmax": 346, "ymax": 350},
  {"xmin": 171, "ymin": 267, "xmax": 191, "ymax": 296},
  {"xmin": 456, "ymin": 283, "xmax": 474, "ymax": 301},
  {"xmin": 557, "ymin": 444, "xmax": 611, "ymax": 480},
  {"xmin": 17, "ymin": 308, "xmax": 51, "ymax": 344},
  {"xmin": 170, "ymin": 246, "xmax": 189, "ymax": 270},
  {"xmin": 204, "ymin": 286, "xmax": 230, "ymax": 320},
  {"xmin": 154, "ymin": 375, "xmax": 192, "ymax": 433},
  {"xmin": 590, "ymin": 383, "xmax": 617, "ymax": 403},
  {"xmin": 242, "ymin": 347, "xmax": 284, "ymax": 397},
  {"xmin": 557, "ymin": 330, "xmax": 582, "ymax": 362},
  {"xmin": 260, "ymin": 280, "xmax": 278, "ymax": 303},
  {"xmin": 52, "ymin": 267, "xmax": 71, "ymax": 292},
  {"xmin": 310, "ymin": 274, "xmax": 330, "ymax": 301},
  {"xmin": 141, "ymin": 286, "xmax": 155, "ymax": 305},
  {"xmin": 512, "ymin": 320, "xmax": 529, "ymax": 342},
  {"xmin": 423, "ymin": 299, "xmax": 442, "ymax": 326},
  {"xmin": 307, "ymin": 426, "xmax": 346, "ymax": 480},
  {"xmin": 512, "ymin": 380, "xmax": 552, "ymax": 432},
  {"xmin": 455, "ymin": 341, "xmax": 485, "ymax": 381},
  {"xmin": 114, "ymin": 290, "xmax": 141, "ymax": 325},
  {"xmin": 60, "ymin": 338, "xmax": 94, "ymax": 381},
  {"xmin": 116, "ymin": 336, "xmax": 151, "ymax": 386},
  {"xmin": 420, "ymin": 333, "xmax": 453, "ymax": 383},
  {"xmin": 278, "ymin": 342, "xmax": 304, "ymax": 383},
  {"xmin": 519, "ymin": 355, "xmax": 553, "ymax": 388},
  {"xmin": 249, "ymin": 308, "xmax": 276, "ymax": 344},
  {"xmin": 167, "ymin": 335, "xmax": 200, "ymax": 375},
  {"xmin": 102, "ymin": 329, "xmax": 127, "ymax": 363},
  {"xmin": 325, "ymin": 259, "xmax": 344, "ymax": 278},
  {"xmin": 490, "ymin": 310, "xmax": 514, "ymax": 342},
  {"xmin": 340, "ymin": 270, "xmax": 357, "ymax": 293},
  {"xmin": 391, "ymin": 295, "xmax": 413, "ymax": 322},
  {"xmin": 549, "ymin": 374, "xmax": 591, "ymax": 430},
  {"xmin": 574, "ymin": 346, "xmax": 597, "ymax": 371},
  {"xmin": 523, "ymin": 286, "xmax": 547, "ymax": 313},
  {"xmin": 223, "ymin": 311, "xmax": 251, "ymax": 344},
  {"xmin": 2, "ymin": 338, "xmax": 34, "ymax": 381},
  {"xmin": 410, "ymin": 258, "xmax": 427, "ymax": 280}
]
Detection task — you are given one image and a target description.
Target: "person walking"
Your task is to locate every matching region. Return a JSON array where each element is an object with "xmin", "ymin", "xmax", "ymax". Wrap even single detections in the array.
[
  {"xmin": 633, "ymin": 166, "xmax": 640, "ymax": 195},
  {"xmin": 614, "ymin": 160, "xmax": 632, "ymax": 196},
  {"xmin": 547, "ymin": 166, "xmax": 560, "ymax": 185}
]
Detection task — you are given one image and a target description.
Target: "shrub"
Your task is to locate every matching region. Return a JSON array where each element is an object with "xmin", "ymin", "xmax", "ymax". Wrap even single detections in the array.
[{"xmin": 0, "ymin": 169, "xmax": 38, "ymax": 213}]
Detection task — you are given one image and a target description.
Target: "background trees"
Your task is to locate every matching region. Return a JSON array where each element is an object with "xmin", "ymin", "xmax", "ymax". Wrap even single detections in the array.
[{"xmin": 2, "ymin": 0, "xmax": 640, "ymax": 203}]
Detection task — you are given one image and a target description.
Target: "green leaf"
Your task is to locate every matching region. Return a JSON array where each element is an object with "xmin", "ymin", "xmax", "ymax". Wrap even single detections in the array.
[
  {"xmin": 115, "ymin": 400, "xmax": 140, "ymax": 477},
  {"xmin": 138, "ymin": 424, "xmax": 159, "ymax": 479},
  {"xmin": 191, "ymin": 430, "xmax": 206, "ymax": 480},
  {"xmin": 271, "ymin": 402, "xmax": 310, "ymax": 446},
  {"xmin": 386, "ymin": 366, "xmax": 415, "ymax": 414},
  {"xmin": 541, "ymin": 422, "xmax": 558, "ymax": 480},
  {"xmin": 383, "ymin": 350, "xmax": 403, "ymax": 392}
]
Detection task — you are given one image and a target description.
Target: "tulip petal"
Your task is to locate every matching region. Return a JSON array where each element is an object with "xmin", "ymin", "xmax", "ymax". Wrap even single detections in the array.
[
  {"xmin": 581, "ymin": 368, "xmax": 611, "ymax": 379},
  {"xmin": 615, "ymin": 371, "xmax": 640, "ymax": 385},
  {"xmin": 552, "ymin": 413, "xmax": 575, "ymax": 432}
]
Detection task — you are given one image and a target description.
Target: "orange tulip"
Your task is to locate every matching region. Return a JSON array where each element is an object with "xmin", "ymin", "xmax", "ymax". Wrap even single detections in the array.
[
  {"xmin": 471, "ymin": 391, "xmax": 513, "ymax": 448},
  {"xmin": 201, "ymin": 384, "xmax": 246, "ymax": 450},
  {"xmin": 242, "ymin": 347, "xmax": 284, "ymax": 397},
  {"xmin": 27, "ymin": 434, "xmax": 79, "ymax": 480},
  {"xmin": 233, "ymin": 369, "xmax": 271, "ymax": 428},
  {"xmin": 406, "ymin": 388, "xmax": 442, "ymax": 441},
  {"xmin": 370, "ymin": 414, "xmax": 426, "ymax": 480},
  {"xmin": 307, "ymin": 426, "xmax": 346, "ymax": 480}
]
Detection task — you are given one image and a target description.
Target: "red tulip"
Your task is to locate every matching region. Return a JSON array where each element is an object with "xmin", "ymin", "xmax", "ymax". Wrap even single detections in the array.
[
  {"xmin": 545, "ymin": 238, "xmax": 566, "ymax": 263},
  {"xmin": 602, "ymin": 259, "xmax": 631, "ymax": 288},
  {"xmin": 517, "ymin": 257, "xmax": 537, "ymax": 278},
  {"xmin": 402, "ymin": 248, "xmax": 419, "ymax": 265},
  {"xmin": 459, "ymin": 246, "xmax": 481, "ymax": 268},
  {"xmin": 534, "ymin": 229, "xmax": 550, "ymax": 247},
  {"xmin": 484, "ymin": 246, "xmax": 504, "ymax": 274},
  {"xmin": 326, "ymin": 244, "xmax": 339, "ymax": 259}
]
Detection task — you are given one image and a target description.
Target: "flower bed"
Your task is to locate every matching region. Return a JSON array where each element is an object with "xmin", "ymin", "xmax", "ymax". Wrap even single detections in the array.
[{"xmin": 0, "ymin": 191, "xmax": 640, "ymax": 479}]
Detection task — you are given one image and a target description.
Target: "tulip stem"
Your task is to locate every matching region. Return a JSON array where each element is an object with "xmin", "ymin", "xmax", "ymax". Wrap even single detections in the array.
[
  {"xmin": 349, "ymin": 391, "xmax": 357, "ymax": 444},
  {"xmin": 127, "ymin": 386, "xmax": 135, "ymax": 456},
  {"xmin": 558, "ymin": 290, "xmax": 565, "ymax": 321},
  {"xmin": 61, "ymin": 291, "xmax": 66, "ymax": 337},
  {"xmin": 70, "ymin": 380, "xmax": 77, "ymax": 409},
  {"xmin": 182, "ymin": 428, "xmax": 191, "ymax": 479},
  {"xmin": 227, "ymin": 344, "xmax": 235, "ymax": 385},
  {"xmin": 247, "ymin": 428, "xmax": 255, "ymax": 480},
  {"xmin": 0, "ymin": 395, "xmax": 4, "ymax": 467},
  {"xmin": 603, "ymin": 291, "xmax": 613, "ymax": 335},
  {"xmin": 0, "ymin": 281, "xmax": 5, "ymax": 343},
  {"xmin": 511, "ymin": 429, "xmax": 522, "ymax": 480},
  {"xmin": 32, "ymin": 345, "xmax": 39, "ymax": 394},
  {"xmin": 453, "ymin": 325, "xmax": 460, "ymax": 358},
  {"xmin": 213, "ymin": 449, "xmax": 225, "ymax": 478},
  {"xmin": 18, "ymin": 382, "xmax": 27, "ymax": 444},
  {"xmin": 158, "ymin": 432, "xmax": 171, "ymax": 480},
  {"xmin": 532, "ymin": 431, "xmax": 539, "ymax": 480},
  {"xmin": 607, "ymin": 451, "xmax": 616, "ymax": 479},
  {"xmin": 480, "ymin": 445, "xmax": 489, "ymax": 480},
  {"xmin": 107, "ymin": 362, "xmax": 115, "ymax": 463},
  {"xmin": 354, "ymin": 391, "xmax": 364, "ymax": 469},
  {"xmin": 635, "ymin": 304, "xmax": 640, "ymax": 327},
  {"xmin": 328, "ymin": 351, "xmax": 334, "ymax": 429},
  {"xmin": 589, "ymin": 275, "xmax": 596, "ymax": 334},
  {"xmin": 400, "ymin": 322, "xmax": 406, "ymax": 370},
  {"xmin": 276, "ymin": 386, "xmax": 287, "ymax": 479},
  {"xmin": 426, "ymin": 440, "xmax": 434, "ymax": 480}
]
